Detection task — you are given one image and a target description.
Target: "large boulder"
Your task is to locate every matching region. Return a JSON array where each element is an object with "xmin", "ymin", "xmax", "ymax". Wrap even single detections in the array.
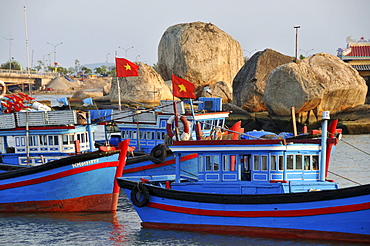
[
  {"xmin": 233, "ymin": 49, "xmax": 294, "ymax": 112},
  {"xmin": 157, "ymin": 21, "xmax": 244, "ymax": 95},
  {"xmin": 199, "ymin": 81, "xmax": 233, "ymax": 103},
  {"xmin": 109, "ymin": 62, "xmax": 173, "ymax": 104},
  {"xmin": 264, "ymin": 53, "xmax": 368, "ymax": 122}
]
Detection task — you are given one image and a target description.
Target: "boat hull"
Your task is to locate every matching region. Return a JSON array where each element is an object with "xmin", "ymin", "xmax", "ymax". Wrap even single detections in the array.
[
  {"xmin": 0, "ymin": 150, "xmax": 123, "ymax": 212},
  {"xmin": 118, "ymin": 179, "xmax": 370, "ymax": 243}
]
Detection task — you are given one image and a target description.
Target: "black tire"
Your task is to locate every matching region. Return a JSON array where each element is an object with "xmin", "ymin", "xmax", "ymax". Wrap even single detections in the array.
[
  {"xmin": 130, "ymin": 183, "xmax": 150, "ymax": 207},
  {"xmin": 150, "ymin": 144, "xmax": 167, "ymax": 164}
]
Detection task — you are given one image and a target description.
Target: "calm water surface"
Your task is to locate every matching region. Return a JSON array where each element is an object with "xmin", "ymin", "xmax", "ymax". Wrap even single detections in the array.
[{"xmin": 2, "ymin": 95, "xmax": 368, "ymax": 245}]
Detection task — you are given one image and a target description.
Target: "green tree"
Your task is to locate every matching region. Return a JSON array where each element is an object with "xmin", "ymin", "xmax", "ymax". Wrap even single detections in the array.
[
  {"xmin": 1, "ymin": 60, "xmax": 22, "ymax": 70},
  {"xmin": 81, "ymin": 66, "xmax": 92, "ymax": 75},
  {"xmin": 94, "ymin": 65, "xmax": 108, "ymax": 76}
]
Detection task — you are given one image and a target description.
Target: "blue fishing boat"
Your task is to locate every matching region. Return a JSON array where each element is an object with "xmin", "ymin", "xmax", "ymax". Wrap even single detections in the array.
[
  {"xmin": 0, "ymin": 139, "xmax": 129, "ymax": 212},
  {"xmin": 100, "ymin": 97, "xmax": 230, "ymax": 154},
  {"xmin": 117, "ymin": 112, "xmax": 370, "ymax": 243},
  {"xmin": 0, "ymin": 109, "xmax": 113, "ymax": 167},
  {"xmin": 98, "ymin": 97, "xmax": 234, "ymax": 181}
]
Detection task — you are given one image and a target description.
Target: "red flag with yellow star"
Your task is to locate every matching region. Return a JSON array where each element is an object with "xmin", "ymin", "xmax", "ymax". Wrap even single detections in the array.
[
  {"xmin": 115, "ymin": 57, "xmax": 139, "ymax": 77},
  {"xmin": 172, "ymin": 75, "xmax": 196, "ymax": 99}
]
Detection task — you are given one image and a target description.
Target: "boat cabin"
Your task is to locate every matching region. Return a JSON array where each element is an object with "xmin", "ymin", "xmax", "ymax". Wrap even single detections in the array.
[
  {"xmin": 170, "ymin": 138, "xmax": 339, "ymax": 194},
  {"xmin": 103, "ymin": 97, "xmax": 229, "ymax": 153},
  {"xmin": 0, "ymin": 110, "xmax": 104, "ymax": 166}
]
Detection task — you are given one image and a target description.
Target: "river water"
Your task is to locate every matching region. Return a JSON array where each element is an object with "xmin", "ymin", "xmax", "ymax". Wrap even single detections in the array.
[{"xmin": 1, "ymin": 95, "xmax": 369, "ymax": 246}]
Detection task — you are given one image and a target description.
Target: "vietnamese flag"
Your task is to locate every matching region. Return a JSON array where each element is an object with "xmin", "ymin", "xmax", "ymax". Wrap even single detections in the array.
[
  {"xmin": 172, "ymin": 75, "xmax": 196, "ymax": 99},
  {"xmin": 115, "ymin": 57, "xmax": 139, "ymax": 77}
]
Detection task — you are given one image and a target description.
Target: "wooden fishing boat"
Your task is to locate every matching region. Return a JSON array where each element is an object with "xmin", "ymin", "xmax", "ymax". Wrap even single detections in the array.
[
  {"xmin": 117, "ymin": 112, "xmax": 370, "ymax": 243},
  {"xmin": 0, "ymin": 139, "xmax": 129, "ymax": 212}
]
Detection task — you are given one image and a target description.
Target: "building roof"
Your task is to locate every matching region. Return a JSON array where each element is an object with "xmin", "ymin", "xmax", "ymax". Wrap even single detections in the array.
[{"xmin": 341, "ymin": 41, "xmax": 370, "ymax": 60}]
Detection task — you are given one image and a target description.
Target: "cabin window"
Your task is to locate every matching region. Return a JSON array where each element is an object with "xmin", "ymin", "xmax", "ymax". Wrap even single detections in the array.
[
  {"xmin": 304, "ymin": 155, "xmax": 311, "ymax": 170},
  {"xmin": 287, "ymin": 155, "xmax": 294, "ymax": 170},
  {"xmin": 203, "ymin": 120, "xmax": 213, "ymax": 130},
  {"xmin": 205, "ymin": 155, "xmax": 219, "ymax": 171},
  {"xmin": 296, "ymin": 155, "xmax": 303, "ymax": 170},
  {"xmin": 29, "ymin": 136, "xmax": 38, "ymax": 146},
  {"xmin": 132, "ymin": 130, "xmax": 137, "ymax": 139},
  {"xmin": 62, "ymin": 135, "xmax": 68, "ymax": 145},
  {"xmin": 160, "ymin": 120, "xmax": 167, "ymax": 128},
  {"xmin": 148, "ymin": 131, "xmax": 155, "ymax": 140},
  {"xmin": 70, "ymin": 135, "xmax": 75, "ymax": 144},
  {"xmin": 156, "ymin": 131, "xmax": 165, "ymax": 140},
  {"xmin": 278, "ymin": 155, "xmax": 284, "ymax": 170},
  {"xmin": 223, "ymin": 155, "xmax": 230, "ymax": 171},
  {"xmin": 39, "ymin": 136, "xmax": 47, "ymax": 146},
  {"xmin": 312, "ymin": 155, "xmax": 319, "ymax": 170},
  {"xmin": 241, "ymin": 155, "xmax": 251, "ymax": 181},
  {"xmin": 140, "ymin": 131, "xmax": 146, "ymax": 139},
  {"xmin": 271, "ymin": 155, "xmax": 277, "ymax": 170},
  {"xmin": 253, "ymin": 155, "xmax": 259, "ymax": 170},
  {"xmin": 199, "ymin": 156, "xmax": 204, "ymax": 171},
  {"xmin": 261, "ymin": 155, "xmax": 268, "ymax": 170},
  {"xmin": 205, "ymin": 155, "xmax": 212, "ymax": 171},
  {"xmin": 48, "ymin": 135, "xmax": 59, "ymax": 145},
  {"xmin": 222, "ymin": 155, "xmax": 236, "ymax": 171}
]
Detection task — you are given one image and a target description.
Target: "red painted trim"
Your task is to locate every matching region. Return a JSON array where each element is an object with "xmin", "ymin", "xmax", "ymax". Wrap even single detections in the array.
[
  {"xmin": 147, "ymin": 201, "xmax": 370, "ymax": 217},
  {"xmin": 122, "ymin": 153, "xmax": 198, "ymax": 174},
  {"xmin": 173, "ymin": 139, "xmax": 287, "ymax": 146},
  {"xmin": 0, "ymin": 193, "xmax": 116, "ymax": 212},
  {"xmin": 0, "ymin": 161, "xmax": 118, "ymax": 191},
  {"xmin": 141, "ymin": 222, "xmax": 370, "ymax": 243},
  {"xmin": 270, "ymin": 180, "xmax": 288, "ymax": 183}
]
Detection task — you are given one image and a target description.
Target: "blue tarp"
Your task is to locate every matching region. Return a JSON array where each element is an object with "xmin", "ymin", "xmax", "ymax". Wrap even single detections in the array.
[
  {"xmin": 89, "ymin": 109, "xmax": 113, "ymax": 123},
  {"xmin": 64, "ymin": 76, "xmax": 73, "ymax": 82}
]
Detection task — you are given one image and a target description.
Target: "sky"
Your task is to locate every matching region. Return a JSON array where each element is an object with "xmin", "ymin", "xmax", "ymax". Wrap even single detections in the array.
[{"xmin": 1, "ymin": 0, "xmax": 369, "ymax": 69}]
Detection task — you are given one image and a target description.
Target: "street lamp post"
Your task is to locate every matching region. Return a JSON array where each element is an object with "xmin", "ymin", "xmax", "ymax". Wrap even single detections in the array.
[
  {"xmin": 118, "ymin": 46, "xmax": 134, "ymax": 58},
  {"xmin": 294, "ymin": 26, "xmax": 300, "ymax": 62},
  {"xmin": 106, "ymin": 53, "xmax": 110, "ymax": 68},
  {"xmin": 3, "ymin": 34, "xmax": 13, "ymax": 70},
  {"xmin": 47, "ymin": 41, "xmax": 63, "ymax": 65},
  {"xmin": 243, "ymin": 49, "xmax": 257, "ymax": 58},
  {"xmin": 300, "ymin": 48, "xmax": 314, "ymax": 57}
]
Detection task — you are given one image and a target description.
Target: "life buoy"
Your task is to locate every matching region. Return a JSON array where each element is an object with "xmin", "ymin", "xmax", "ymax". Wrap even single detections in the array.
[
  {"xmin": 130, "ymin": 183, "xmax": 150, "ymax": 207},
  {"xmin": 0, "ymin": 80, "xmax": 6, "ymax": 97},
  {"xmin": 150, "ymin": 144, "xmax": 167, "ymax": 164},
  {"xmin": 166, "ymin": 115, "xmax": 190, "ymax": 141}
]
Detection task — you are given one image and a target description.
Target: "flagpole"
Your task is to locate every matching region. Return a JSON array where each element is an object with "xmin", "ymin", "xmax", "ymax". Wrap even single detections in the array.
[{"xmin": 117, "ymin": 77, "xmax": 122, "ymax": 111}]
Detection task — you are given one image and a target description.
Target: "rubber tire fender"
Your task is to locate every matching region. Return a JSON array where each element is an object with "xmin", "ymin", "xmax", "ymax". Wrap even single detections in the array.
[
  {"xmin": 130, "ymin": 183, "xmax": 150, "ymax": 207},
  {"xmin": 150, "ymin": 144, "xmax": 167, "ymax": 164}
]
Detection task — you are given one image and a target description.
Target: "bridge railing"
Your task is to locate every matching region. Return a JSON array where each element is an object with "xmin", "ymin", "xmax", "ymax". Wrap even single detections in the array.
[{"xmin": 0, "ymin": 69, "xmax": 59, "ymax": 77}]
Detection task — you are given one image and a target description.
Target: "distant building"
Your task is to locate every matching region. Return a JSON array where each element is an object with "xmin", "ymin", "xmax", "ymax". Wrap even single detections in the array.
[{"xmin": 337, "ymin": 36, "xmax": 370, "ymax": 86}]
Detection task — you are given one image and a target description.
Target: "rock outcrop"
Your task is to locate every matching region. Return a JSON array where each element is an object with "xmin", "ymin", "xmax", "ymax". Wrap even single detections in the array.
[
  {"xmin": 233, "ymin": 49, "xmax": 294, "ymax": 112},
  {"xmin": 109, "ymin": 62, "xmax": 173, "ymax": 104},
  {"xmin": 198, "ymin": 81, "xmax": 233, "ymax": 103},
  {"xmin": 264, "ymin": 53, "xmax": 368, "ymax": 123},
  {"xmin": 157, "ymin": 21, "xmax": 244, "ymax": 97}
]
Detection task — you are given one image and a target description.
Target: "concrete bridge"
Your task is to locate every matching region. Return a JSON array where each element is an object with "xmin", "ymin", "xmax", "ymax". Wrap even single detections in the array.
[{"xmin": 0, "ymin": 69, "xmax": 59, "ymax": 90}]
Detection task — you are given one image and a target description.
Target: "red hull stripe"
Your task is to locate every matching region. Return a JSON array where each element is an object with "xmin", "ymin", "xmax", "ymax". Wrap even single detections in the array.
[
  {"xmin": 0, "ymin": 193, "xmax": 115, "ymax": 212},
  {"xmin": 148, "ymin": 201, "xmax": 370, "ymax": 217},
  {"xmin": 0, "ymin": 161, "xmax": 118, "ymax": 191},
  {"xmin": 142, "ymin": 222, "xmax": 370, "ymax": 243},
  {"xmin": 122, "ymin": 153, "xmax": 197, "ymax": 174}
]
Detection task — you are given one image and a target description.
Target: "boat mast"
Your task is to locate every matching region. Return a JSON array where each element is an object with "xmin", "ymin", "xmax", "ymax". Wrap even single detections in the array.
[
  {"xmin": 24, "ymin": 6, "xmax": 32, "ymax": 96},
  {"xmin": 320, "ymin": 111, "xmax": 330, "ymax": 181}
]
